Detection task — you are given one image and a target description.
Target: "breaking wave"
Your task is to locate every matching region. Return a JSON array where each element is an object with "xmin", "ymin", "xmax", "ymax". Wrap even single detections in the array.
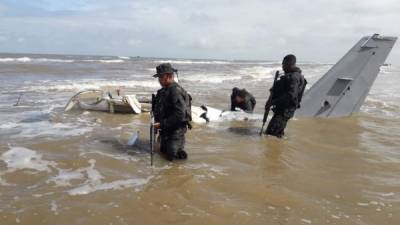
[
  {"xmin": 0, "ymin": 57, "xmax": 33, "ymax": 63},
  {"xmin": 20, "ymin": 79, "xmax": 160, "ymax": 92},
  {"xmin": 0, "ymin": 57, "xmax": 126, "ymax": 64},
  {"xmin": 182, "ymin": 75, "xmax": 243, "ymax": 83},
  {"xmin": 82, "ymin": 59, "xmax": 125, "ymax": 63},
  {"xmin": 0, "ymin": 57, "xmax": 74, "ymax": 63},
  {"xmin": 156, "ymin": 60, "xmax": 232, "ymax": 65}
]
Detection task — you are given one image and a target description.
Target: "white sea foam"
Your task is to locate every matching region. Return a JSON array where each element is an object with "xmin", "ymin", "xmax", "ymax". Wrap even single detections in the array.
[
  {"xmin": 22, "ymin": 79, "xmax": 160, "ymax": 92},
  {"xmin": 86, "ymin": 159, "xmax": 104, "ymax": 182},
  {"xmin": 238, "ymin": 66, "xmax": 281, "ymax": 80},
  {"xmin": 82, "ymin": 59, "xmax": 125, "ymax": 63},
  {"xmin": 0, "ymin": 57, "xmax": 74, "ymax": 63},
  {"xmin": 48, "ymin": 169, "xmax": 85, "ymax": 187},
  {"xmin": 0, "ymin": 175, "xmax": 11, "ymax": 186},
  {"xmin": 50, "ymin": 200, "xmax": 58, "ymax": 215},
  {"xmin": 155, "ymin": 59, "xmax": 282, "ymax": 65},
  {"xmin": 156, "ymin": 60, "xmax": 231, "ymax": 65},
  {"xmin": 0, "ymin": 122, "xmax": 18, "ymax": 129},
  {"xmin": 301, "ymin": 218, "xmax": 312, "ymax": 224},
  {"xmin": 63, "ymin": 159, "xmax": 151, "ymax": 196},
  {"xmin": 68, "ymin": 178, "xmax": 151, "ymax": 196},
  {"xmin": 0, "ymin": 147, "xmax": 57, "ymax": 173},
  {"xmin": 183, "ymin": 163, "xmax": 228, "ymax": 176},
  {"xmin": 362, "ymin": 97, "xmax": 400, "ymax": 118},
  {"xmin": 377, "ymin": 192, "xmax": 395, "ymax": 197},
  {"xmin": 36, "ymin": 58, "xmax": 74, "ymax": 63},
  {"xmin": 357, "ymin": 202, "xmax": 369, "ymax": 206},
  {"xmin": 0, "ymin": 57, "xmax": 31, "ymax": 62},
  {"xmin": 1, "ymin": 108, "xmax": 92, "ymax": 138},
  {"xmin": 12, "ymin": 121, "xmax": 93, "ymax": 138},
  {"xmin": 0, "ymin": 57, "xmax": 126, "ymax": 64},
  {"xmin": 80, "ymin": 151, "xmax": 140, "ymax": 163},
  {"xmin": 182, "ymin": 75, "xmax": 242, "ymax": 83}
]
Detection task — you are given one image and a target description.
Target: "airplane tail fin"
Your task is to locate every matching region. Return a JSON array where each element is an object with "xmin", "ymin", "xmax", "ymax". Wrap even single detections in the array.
[{"xmin": 296, "ymin": 34, "xmax": 397, "ymax": 118}]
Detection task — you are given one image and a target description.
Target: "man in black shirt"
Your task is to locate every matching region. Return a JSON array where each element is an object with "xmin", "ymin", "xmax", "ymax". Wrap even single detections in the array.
[
  {"xmin": 265, "ymin": 54, "xmax": 306, "ymax": 137},
  {"xmin": 152, "ymin": 63, "xmax": 192, "ymax": 161}
]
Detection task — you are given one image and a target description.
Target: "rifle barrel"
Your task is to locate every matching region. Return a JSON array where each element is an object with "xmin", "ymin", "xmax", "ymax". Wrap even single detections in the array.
[{"xmin": 259, "ymin": 71, "xmax": 280, "ymax": 136}]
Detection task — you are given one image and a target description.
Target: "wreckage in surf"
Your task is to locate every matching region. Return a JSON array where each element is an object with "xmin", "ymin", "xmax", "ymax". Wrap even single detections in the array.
[{"xmin": 64, "ymin": 34, "xmax": 397, "ymax": 123}]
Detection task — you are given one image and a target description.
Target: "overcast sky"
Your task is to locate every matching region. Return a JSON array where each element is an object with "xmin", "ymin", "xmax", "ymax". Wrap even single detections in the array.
[{"xmin": 0, "ymin": 0, "xmax": 399, "ymax": 64}]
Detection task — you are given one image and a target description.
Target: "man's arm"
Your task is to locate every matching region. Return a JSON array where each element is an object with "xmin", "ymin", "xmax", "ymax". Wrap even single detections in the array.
[
  {"xmin": 230, "ymin": 95, "xmax": 236, "ymax": 111},
  {"xmin": 243, "ymin": 95, "xmax": 256, "ymax": 113}
]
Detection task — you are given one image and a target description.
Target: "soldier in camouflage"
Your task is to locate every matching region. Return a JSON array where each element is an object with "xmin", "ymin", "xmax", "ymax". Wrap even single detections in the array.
[
  {"xmin": 152, "ymin": 63, "xmax": 192, "ymax": 161},
  {"xmin": 265, "ymin": 54, "xmax": 306, "ymax": 138},
  {"xmin": 230, "ymin": 87, "xmax": 256, "ymax": 113}
]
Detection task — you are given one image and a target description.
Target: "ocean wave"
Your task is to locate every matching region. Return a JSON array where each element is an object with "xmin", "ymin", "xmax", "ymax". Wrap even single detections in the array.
[
  {"xmin": 0, "ymin": 57, "xmax": 75, "ymax": 63},
  {"xmin": 155, "ymin": 60, "xmax": 231, "ymax": 65},
  {"xmin": 238, "ymin": 66, "xmax": 281, "ymax": 80},
  {"xmin": 362, "ymin": 97, "xmax": 400, "ymax": 118},
  {"xmin": 182, "ymin": 75, "xmax": 242, "ymax": 83},
  {"xmin": 20, "ymin": 79, "xmax": 160, "ymax": 92},
  {"xmin": 155, "ymin": 59, "xmax": 328, "ymax": 66},
  {"xmin": 82, "ymin": 59, "xmax": 125, "ymax": 63},
  {"xmin": 0, "ymin": 57, "xmax": 126, "ymax": 64},
  {"xmin": 0, "ymin": 57, "xmax": 32, "ymax": 62},
  {"xmin": 36, "ymin": 58, "xmax": 74, "ymax": 63}
]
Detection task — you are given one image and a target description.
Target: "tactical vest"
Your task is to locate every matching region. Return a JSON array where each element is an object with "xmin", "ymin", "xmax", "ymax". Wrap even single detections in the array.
[
  {"xmin": 272, "ymin": 73, "xmax": 307, "ymax": 108},
  {"xmin": 153, "ymin": 84, "xmax": 192, "ymax": 129}
]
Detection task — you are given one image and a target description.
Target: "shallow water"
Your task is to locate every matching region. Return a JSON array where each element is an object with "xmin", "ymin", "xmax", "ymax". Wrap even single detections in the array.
[{"xmin": 0, "ymin": 53, "xmax": 399, "ymax": 225}]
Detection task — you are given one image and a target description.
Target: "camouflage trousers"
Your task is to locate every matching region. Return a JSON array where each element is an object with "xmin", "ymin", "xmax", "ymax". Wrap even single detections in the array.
[
  {"xmin": 160, "ymin": 127, "xmax": 187, "ymax": 161},
  {"xmin": 265, "ymin": 111, "xmax": 292, "ymax": 138}
]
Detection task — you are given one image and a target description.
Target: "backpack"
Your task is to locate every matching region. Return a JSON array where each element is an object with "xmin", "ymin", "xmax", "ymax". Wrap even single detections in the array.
[
  {"xmin": 297, "ymin": 77, "xmax": 308, "ymax": 108},
  {"xmin": 178, "ymin": 86, "xmax": 193, "ymax": 129}
]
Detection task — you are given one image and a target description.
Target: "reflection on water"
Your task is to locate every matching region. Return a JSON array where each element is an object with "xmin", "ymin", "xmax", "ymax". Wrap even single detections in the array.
[{"xmin": 227, "ymin": 126, "xmax": 260, "ymax": 136}]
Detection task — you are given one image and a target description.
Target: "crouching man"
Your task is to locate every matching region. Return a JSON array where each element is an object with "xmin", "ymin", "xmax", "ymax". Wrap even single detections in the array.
[
  {"xmin": 230, "ymin": 87, "xmax": 256, "ymax": 113},
  {"xmin": 152, "ymin": 63, "xmax": 192, "ymax": 161}
]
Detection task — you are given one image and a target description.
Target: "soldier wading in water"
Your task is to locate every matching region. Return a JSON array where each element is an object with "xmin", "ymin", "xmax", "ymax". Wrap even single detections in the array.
[
  {"xmin": 152, "ymin": 63, "xmax": 192, "ymax": 161},
  {"xmin": 265, "ymin": 54, "xmax": 307, "ymax": 138}
]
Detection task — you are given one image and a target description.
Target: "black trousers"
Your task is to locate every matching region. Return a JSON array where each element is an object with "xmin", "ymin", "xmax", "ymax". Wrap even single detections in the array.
[
  {"xmin": 265, "ymin": 108, "xmax": 294, "ymax": 138},
  {"xmin": 160, "ymin": 127, "xmax": 187, "ymax": 161}
]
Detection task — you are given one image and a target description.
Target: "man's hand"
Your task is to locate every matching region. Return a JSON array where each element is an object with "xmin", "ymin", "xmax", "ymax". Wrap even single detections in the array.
[{"xmin": 153, "ymin": 122, "xmax": 161, "ymax": 129}]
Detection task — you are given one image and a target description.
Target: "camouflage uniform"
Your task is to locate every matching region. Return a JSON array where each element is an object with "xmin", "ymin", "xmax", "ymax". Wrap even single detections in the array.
[
  {"xmin": 266, "ymin": 67, "xmax": 305, "ymax": 137},
  {"xmin": 230, "ymin": 88, "xmax": 256, "ymax": 113},
  {"xmin": 153, "ymin": 63, "xmax": 191, "ymax": 161}
]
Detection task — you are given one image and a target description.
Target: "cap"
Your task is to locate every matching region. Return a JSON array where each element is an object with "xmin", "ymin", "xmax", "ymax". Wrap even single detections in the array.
[{"xmin": 153, "ymin": 63, "xmax": 178, "ymax": 77}]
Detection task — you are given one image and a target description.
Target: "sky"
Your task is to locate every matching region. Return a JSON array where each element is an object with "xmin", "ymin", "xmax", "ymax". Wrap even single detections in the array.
[{"xmin": 0, "ymin": 0, "xmax": 399, "ymax": 64}]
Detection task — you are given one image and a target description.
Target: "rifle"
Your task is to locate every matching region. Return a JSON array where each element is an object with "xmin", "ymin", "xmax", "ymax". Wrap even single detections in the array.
[
  {"xmin": 259, "ymin": 71, "xmax": 280, "ymax": 136},
  {"xmin": 150, "ymin": 94, "xmax": 156, "ymax": 166}
]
